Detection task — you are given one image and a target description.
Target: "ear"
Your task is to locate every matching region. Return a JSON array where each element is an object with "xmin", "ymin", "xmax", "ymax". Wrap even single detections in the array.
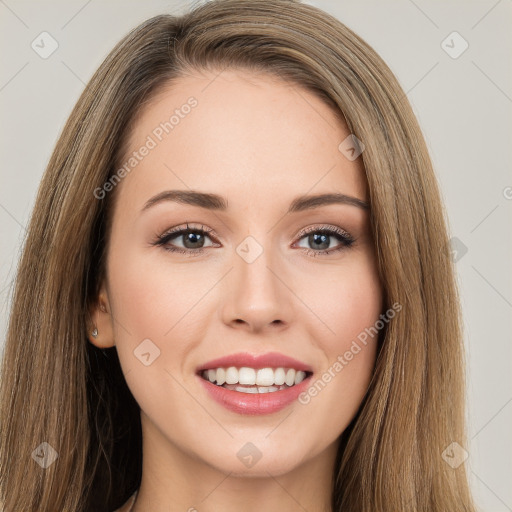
[{"xmin": 86, "ymin": 281, "xmax": 115, "ymax": 348}]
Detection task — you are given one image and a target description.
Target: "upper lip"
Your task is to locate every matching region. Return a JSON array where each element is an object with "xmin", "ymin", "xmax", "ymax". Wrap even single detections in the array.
[{"xmin": 197, "ymin": 352, "xmax": 313, "ymax": 373}]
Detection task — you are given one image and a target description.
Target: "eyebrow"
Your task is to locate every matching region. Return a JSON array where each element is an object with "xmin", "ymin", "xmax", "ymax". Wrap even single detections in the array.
[{"xmin": 141, "ymin": 190, "xmax": 370, "ymax": 214}]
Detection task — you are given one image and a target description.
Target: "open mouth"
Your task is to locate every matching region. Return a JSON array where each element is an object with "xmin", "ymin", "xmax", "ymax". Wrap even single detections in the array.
[{"xmin": 198, "ymin": 366, "xmax": 314, "ymax": 394}]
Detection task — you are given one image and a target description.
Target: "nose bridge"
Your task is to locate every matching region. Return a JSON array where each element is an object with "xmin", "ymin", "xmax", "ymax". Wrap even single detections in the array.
[{"xmin": 220, "ymin": 231, "xmax": 293, "ymax": 330}]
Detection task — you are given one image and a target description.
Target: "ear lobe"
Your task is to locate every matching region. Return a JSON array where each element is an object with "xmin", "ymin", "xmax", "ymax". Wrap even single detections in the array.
[{"xmin": 87, "ymin": 286, "xmax": 115, "ymax": 348}]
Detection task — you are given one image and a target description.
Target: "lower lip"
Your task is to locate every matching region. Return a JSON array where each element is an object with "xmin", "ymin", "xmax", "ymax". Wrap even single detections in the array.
[{"xmin": 197, "ymin": 374, "xmax": 313, "ymax": 415}]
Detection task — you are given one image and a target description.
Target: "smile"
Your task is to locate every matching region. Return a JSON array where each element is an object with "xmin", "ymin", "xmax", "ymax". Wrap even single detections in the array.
[
  {"xmin": 200, "ymin": 366, "xmax": 310, "ymax": 394},
  {"xmin": 196, "ymin": 352, "xmax": 314, "ymax": 415}
]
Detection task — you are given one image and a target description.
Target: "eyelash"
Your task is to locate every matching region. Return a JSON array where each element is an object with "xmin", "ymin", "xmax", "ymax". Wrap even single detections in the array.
[{"xmin": 151, "ymin": 222, "xmax": 355, "ymax": 257}]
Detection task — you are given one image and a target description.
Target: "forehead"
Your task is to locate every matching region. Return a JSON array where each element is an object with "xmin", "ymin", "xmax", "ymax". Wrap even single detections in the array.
[{"xmin": 116, "ymin": 68, "xmax": 367, "ymax": 215}]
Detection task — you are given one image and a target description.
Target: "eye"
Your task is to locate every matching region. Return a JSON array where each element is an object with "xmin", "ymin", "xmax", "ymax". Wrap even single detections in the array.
[
  {"xmin": 294, "ymin": 225, "xmax": 355, "ymax": 256},
  {"xmin": 151, "ymin": 223, "xmax": 355, "ymax": 257},
  {"xmin": 151, "ymin": 223, "xmax": 217, "ymax": 256}
]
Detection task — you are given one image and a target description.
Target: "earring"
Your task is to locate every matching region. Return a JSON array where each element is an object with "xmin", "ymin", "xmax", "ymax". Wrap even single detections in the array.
[{"xmin": 91, "ymin": 327, "xmax": 98, "ymax": 338}]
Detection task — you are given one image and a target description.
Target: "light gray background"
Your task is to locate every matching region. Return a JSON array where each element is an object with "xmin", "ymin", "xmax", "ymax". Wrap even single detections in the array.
[{"xmin": 1, "ymin": 1, "xmax": 511, "ymax": 510}]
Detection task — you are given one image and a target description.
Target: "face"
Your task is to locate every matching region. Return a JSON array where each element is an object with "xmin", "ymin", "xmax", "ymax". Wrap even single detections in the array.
[{"xmin": 90, "ymin": 68, "xmax": 383, "ymax": 479}]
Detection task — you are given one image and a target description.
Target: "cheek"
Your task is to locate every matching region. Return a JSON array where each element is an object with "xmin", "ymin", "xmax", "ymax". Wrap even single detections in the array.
[
  {"xmin": 106, "ymin": 246, "xmax": 206, "ymax": 427},
  {"xmin": 105, "ymin": 242, "xmax": 193, "ymax": 375},
  {"xmin": 107, "ymin": 240, "xmax": 211, "ymax": 339},
  {"xmin": 326, "ymin": 268, "xmax": 382, "ymax": 351},
  {"xmin": 300, "ymin": 249, "xmax": 383, "ymax": 355},
  {"xmin": 294, "ymin": 252, "xmax": 382, "ymax": 422}
]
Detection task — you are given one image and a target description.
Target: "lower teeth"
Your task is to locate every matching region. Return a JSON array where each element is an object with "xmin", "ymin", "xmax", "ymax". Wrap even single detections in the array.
[{"xmin": 220, "ymin": 383, "xmax": 291, "ymax": 394}]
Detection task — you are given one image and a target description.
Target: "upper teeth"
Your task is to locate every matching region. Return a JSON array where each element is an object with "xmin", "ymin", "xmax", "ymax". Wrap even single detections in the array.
[{"xmin": 202, "ymin": 367, "xmax": 307, "ymax": 387}]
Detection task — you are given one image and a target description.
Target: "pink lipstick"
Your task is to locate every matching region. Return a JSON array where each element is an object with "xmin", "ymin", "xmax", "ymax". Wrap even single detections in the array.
[{"xmin": 196, "ymin": 352, "xmax": 314, "ymax": 415}]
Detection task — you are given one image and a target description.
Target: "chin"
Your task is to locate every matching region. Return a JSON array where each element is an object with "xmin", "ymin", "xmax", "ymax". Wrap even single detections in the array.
[{"xmin": 189, "ymin": 434, "xmax": 313, "ymax": 478}]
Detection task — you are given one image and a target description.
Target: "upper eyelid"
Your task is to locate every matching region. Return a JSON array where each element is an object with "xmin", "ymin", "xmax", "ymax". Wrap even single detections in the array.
[{"xmin": 296, "ymin": 224, "xmax": 352, "ymax": 238}]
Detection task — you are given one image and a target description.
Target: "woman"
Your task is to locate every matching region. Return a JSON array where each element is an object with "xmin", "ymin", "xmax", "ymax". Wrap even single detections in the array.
[{"xmin": 0, "ymin": 0, "xmax": 476, "ymax": 510}]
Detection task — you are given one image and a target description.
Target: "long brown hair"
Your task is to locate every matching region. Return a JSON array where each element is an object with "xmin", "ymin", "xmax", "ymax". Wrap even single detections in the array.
[{"xmin": 0, "ymin": 1, "xmax": 476, "ymax": 510}]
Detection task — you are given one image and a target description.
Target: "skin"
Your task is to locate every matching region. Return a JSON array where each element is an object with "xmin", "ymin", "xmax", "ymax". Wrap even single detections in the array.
[{"xmin": 88, "ymin": 68, "xmax": 383, "ymax": 512}]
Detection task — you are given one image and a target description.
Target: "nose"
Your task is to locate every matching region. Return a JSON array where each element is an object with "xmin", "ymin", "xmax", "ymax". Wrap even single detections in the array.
[{"xmin": 219, "ymin": 243, "xmax": 294, "ymax": 333}]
